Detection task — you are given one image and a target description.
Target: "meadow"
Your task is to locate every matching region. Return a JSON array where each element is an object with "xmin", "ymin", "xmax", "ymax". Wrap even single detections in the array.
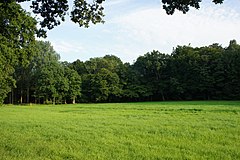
[{"xmin": 0, "ymin": 101, "xmax": 239, "ymax": 160}]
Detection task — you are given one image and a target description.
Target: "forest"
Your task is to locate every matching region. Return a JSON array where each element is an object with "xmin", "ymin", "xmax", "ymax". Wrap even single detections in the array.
[
  {"xmin": 1, "ymin": 1, "xmax": 240, "ymax": 160},
  {"xmin": 2, "ymin": 40, "xmax": 240, "ymax": 104},
  {"xmin": 1, "ymin": 1, "xmax": 238, "ymax": 105}
]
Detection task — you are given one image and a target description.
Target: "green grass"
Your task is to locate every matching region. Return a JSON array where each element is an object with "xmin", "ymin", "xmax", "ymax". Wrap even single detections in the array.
[{"xmin": 0, "ymin": 101, "xmax": 240, "ymax": 159}]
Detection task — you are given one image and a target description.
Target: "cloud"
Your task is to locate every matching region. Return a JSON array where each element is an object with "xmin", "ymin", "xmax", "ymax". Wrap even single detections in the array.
[
  {"xmin": 104, "ymin": 0, "xmax": 131, "ymax": 7},
  {"xmin": 50, "ymin": 40, "xmax": 85, "ymax": 62},
  {"xmin": 111, "ymin": 3, "xmax": 240, "ymax": 55},
  {"xmin": 36, "ymin": 1, "xmax": 240, "ymax": 63},
  {"xmin": 51, "ymin": 40, "xmax": 83, "ymax": 54}
]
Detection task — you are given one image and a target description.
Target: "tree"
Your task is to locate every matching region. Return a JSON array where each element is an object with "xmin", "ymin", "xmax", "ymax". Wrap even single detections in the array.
[
  {"xmin": 0, "ymin": 2, "xmax": 37, "ymax": 45},
  {"xmin": 99, "ymin": 68, "xmax": 121, "ymax": 102},
  {"xmin": 133, "ymin": 50, "xmax": 169, "ymax": 101},
  {"xmin": 63, "ymin": 63, "xmax": 82, "ymax": 104},
  {"xmin": 11, "ymin": 40, "xmax": 82, "ymax": 104},
  {"xmin": 120, "ymin": 63, "xmax": 146, "ymax": 102},
  {"xmin": 162, "ymin": 0, "xmax": 224, "ymax": 15},
  {"xmin": 31, "ymin": 41, "xmax": 63, "ymax": 104},
  {"xmin": 54, "ymin": 63, "xmax": 69, "ymax": 104},
  {"xmin": 70, "ymin": 59, "xmax": 87, "ymax": 75},
  {"xmin": 81, "ymin": 73, "xmax": 109, "ymax": 102},
  {"xmin": 0, "ymin": 2, "xmax": 37, "ymax": 104},
  {"xmin": 197, "ymin": 44, "xmax": 224, "ymax": 100},
  {"xmin": 8, "ymin": 0, "xmax": 105, "ymax": 34},
  {"xmin": 34, "ymin": 63, "xmax": 58, "ymax": 104},
  {"xmin": 80, "ymin": 56, "xmax": 122, "ymax": 102},
  {"xmin": 34, "ymin": 60, "xmax": 70, "ymax": 104},
  {"xmin": 221, "ymin": 40, "xmax": 240, "ymax": 99},
  {"xmin": 0, "ymin": 45, "xmax": 16, "ymax": 104}
]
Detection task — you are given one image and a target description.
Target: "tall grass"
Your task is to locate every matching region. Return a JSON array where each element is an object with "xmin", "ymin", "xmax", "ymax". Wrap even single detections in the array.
[{"xmin": 0, "ymin": 101, "xmax": 239, "ymax": 159}]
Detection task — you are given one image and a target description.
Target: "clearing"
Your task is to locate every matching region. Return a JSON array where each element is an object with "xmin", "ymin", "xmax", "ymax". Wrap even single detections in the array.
[{"xmin": 0, "ymin": 101, "xmax": 239, "ymax": 159}]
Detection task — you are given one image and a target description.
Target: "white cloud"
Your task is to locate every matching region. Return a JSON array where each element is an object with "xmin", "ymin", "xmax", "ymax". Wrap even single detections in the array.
[
  {"xmin": 112, "ymin": 4, "xmax": 240, "ymax": 56},
  {"xmin": 51, "ymin": 40, "xmax": 83, "ymax": 54},
  {"xmin": 51, "ymin": 40, "xmax": 85, "ymax": 62},
  {"xmin": 37, "ymin": 1, "xmax": 240, "ymax": 63},
  {"xmin": 104, "ymin": 0, "xmax": 131, "ymax": 7}
]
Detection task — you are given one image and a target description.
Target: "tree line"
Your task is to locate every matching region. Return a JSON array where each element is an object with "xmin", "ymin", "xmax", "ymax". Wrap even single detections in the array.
[
  {"xmin": 1, "ymin": 1, "xmax": 237, "ymax": 105},
  {"xmin": 2, "ymin": 40, "xmax": 240, "ymax": 104}
]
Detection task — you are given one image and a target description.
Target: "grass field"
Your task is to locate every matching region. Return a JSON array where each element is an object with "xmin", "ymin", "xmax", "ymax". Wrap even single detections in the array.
[{"xmin": 0, "ymin": 101, "xmax": 240, "ymax": 160}]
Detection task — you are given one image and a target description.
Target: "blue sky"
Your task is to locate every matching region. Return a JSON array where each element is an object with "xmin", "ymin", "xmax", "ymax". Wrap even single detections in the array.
[{"xmin": 22, "ymin": 0, "xmax": 240, "ymax": 63}]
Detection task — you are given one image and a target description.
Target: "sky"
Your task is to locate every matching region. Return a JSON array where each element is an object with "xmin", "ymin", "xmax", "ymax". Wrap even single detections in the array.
[{"xmin": 21, "ymin": 0, "xmax": 240, "ymax": 63}]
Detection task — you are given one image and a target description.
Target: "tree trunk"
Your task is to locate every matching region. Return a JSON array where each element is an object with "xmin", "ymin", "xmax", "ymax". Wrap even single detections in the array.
[
  {"xmin": 72, "ymin": 97, "xmax": 76, "ymax": 104},
  {"xmin": 11, "ymin": 88, "xmax": 14, "ymax": 104},
  {"xmin": 161, "ymin": 91, "xmax": 165, "ymax": 101},
  {"xmin": 53, "ymin": 97, "xmax": 55, "ymax": 105},
  {"xmin": 27, "ymin": 87, "xmax": 29, "ymax": 103},
  {"xmin": 20, "ymin": 89, "xmax": 23, "ymax": 104},
  {"xmin": 8, "ymin": 92, "xmax": 11, "ymax": 104}
]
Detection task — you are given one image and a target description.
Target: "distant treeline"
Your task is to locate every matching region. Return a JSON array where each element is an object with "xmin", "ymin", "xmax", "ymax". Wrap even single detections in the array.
[{"xmin": 3, "ymin": 40, "xmax": 240, "ymax": 104}]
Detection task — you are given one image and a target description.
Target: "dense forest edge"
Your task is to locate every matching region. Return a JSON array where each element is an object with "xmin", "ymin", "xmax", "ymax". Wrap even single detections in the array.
[
  {"xmin": 1, "ymin": 40, "xmax": 240, "ymax": 104},
  {"xmin": 1, "ymin": 1, "xmax": 239, "ymax": 105}
]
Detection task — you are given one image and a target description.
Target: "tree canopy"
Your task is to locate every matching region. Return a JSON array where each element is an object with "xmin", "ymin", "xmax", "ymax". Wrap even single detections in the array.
[
  {"xmin": 162, "ymin": 0, "xmax": 224, "ymax": 14},
  {"xmin": 3, "ymin": 40, "xmax": 240, "ymax": 104},
  {"xmin": 2, "ymin": 0, "xmax": 237, "ymax": 105},
  {"xmin": 0, "ymin": 2, "xmax": 37, "ymax": 104}
]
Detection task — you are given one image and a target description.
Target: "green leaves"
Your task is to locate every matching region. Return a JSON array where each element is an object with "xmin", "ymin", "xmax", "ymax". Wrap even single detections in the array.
[
  {"xmin": 71, "ymin": 0, "xmax": 105, "ymax": 28},
  {"xmin": 64, "ymin": 65, "xmax": 82, "ymax": 103},
  {"xmin": 161, "ymin": 0, "xmax": 224, "ymax": 15},
  {"xmin": 31, "ymin": 0, "xmax": 69, "ymax": 30},
  {"xmin": 16, "ymin": 0, "xmax": 105, "ymax": 31},
  {"xmin": 0, "ymin": 2, "xmax": 37, "ymax": 104},
  {"xmin": 80, "ymin": 56, "xmax": 122, "ymax": 102},
  {"xmin": 6, "ymin": 0, "xmax": 224, "ymax": 34},
  {"xmin": 0, "ymin": 2, "xmax": 37, "ymax": 46},
  {"xmin": 162, "ymin": 0, "xmax": 201, "ymax": 14},
  {"xmin": 2, "ymin": 40, "xmax": 240, "ymax": 104}
]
